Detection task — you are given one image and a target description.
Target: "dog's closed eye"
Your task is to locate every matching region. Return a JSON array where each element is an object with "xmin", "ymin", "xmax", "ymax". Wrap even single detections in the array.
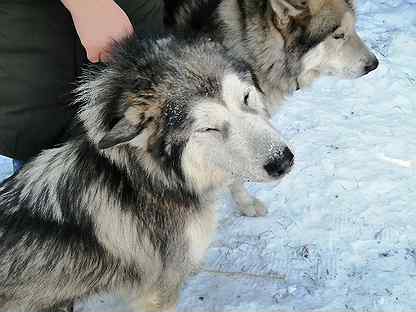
[
  {"xmin": 243, "ymin": 92, "xmax": 250, "ymax": 106},
  {"xmin": 198, "ymin": 127, "xmax": 221, "ymax": 133},
  {"xmin": 333, "ymin": 33, "xmax": 345, "ymax": 40}
]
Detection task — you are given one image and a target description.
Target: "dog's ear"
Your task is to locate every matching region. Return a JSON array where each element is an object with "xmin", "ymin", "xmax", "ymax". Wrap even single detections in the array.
[
  {"xmin": 98, "ymin": 95, "xmax": 160, "ymax": 150},
  {"xmin": 98, "ymin": 113, "xmax": 144, "ymax": 150},
  {"xmin": 270, "ymin": 0, "xmax": 310, "ymax": 28}
]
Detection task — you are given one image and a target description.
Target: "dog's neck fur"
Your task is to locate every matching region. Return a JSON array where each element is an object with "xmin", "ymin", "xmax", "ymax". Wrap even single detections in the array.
[{"xmin": 103, "ymin": 143, "xmax": 203, "ymax": 206}]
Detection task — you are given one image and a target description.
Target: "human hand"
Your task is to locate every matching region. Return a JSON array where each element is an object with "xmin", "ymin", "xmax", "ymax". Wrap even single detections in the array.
[{"xmin": 61, "ymin": 0, "xmax": 134, "ymax": 63}]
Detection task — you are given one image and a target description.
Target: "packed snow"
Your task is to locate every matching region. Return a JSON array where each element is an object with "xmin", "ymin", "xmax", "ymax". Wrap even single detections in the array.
[{"xmin": 1, "ymin": 0, "xmax": 415, "ymax": 310}]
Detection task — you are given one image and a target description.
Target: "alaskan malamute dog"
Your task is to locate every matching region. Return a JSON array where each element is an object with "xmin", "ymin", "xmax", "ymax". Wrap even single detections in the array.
[
  {"xmin": 165, "ymin": 0, "xmax": 379, "ymax": 108},
  {"xmin": 0, "ymin": 37, "xmax": 293, "ymax": 312},
  {"xmin": 165, "ymin": 0, "xmax": 379, "ymax": 216}
]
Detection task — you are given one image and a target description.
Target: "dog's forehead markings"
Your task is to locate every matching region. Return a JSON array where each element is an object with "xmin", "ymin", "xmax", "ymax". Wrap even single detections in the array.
[
  {"xmin": 221, "ymin": 73, "xmax": 251, "ymax": 109},
  {"xmin": 326, "ymin": 0, "xmax": 355, "ymax": 17},
  {"xmin": 311, "ymin": 0, "xmax": 346, "ymax": 23},
  {"xmin": 190, "ymin": 99, "xmax": 229, "ymax": 128},
  {"xmin": 340, "ymin": 11, "xmax": 355, "ymax": 31},
  {"xmin": 197, "ymin": 99, "xmax": 228, "ymax": 115},
  {"xmin": 307, "ymin": 0, "xmax": 352, "ymax": 43}
]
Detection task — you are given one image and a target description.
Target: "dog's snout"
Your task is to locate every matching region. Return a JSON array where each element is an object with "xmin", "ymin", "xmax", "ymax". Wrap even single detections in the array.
[
  {"xmin": 364, "ymin": 57, "xmax": 379, "ymax": 74},
  {"xmin": 264, "ymin": 147, "xmax": 294, "ymax": 178}
]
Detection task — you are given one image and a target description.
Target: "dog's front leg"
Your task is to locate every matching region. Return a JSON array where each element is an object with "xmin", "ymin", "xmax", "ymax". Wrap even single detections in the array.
[{"xmin": 230, "ymin": 181, "xmax": 268, "ymax": 217}]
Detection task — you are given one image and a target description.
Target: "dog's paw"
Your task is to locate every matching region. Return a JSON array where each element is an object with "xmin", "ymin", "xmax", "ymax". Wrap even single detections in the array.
[{"xmin": 239, "ymin": 198, "xmax": 268, "ymax": 217}]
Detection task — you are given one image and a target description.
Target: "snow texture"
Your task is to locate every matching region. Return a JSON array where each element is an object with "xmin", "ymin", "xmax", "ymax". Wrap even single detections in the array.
[{"xmin": 1, "ymin": 0, "xmax": 416, "ymax": 310}]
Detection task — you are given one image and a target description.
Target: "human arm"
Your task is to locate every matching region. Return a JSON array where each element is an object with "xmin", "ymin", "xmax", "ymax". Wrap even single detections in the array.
[{"xmin": 61, "ymin": 0, "xmax": 134, "ymax": 63}]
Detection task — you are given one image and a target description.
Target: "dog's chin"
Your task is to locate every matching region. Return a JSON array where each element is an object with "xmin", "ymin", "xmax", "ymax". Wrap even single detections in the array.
[
  {"xmin": 244, "ymin": 175, "xmax": 287, "ymax": 186},
  {"xmin": 340, "ymin": 71, "xmax": 368, "ymax": 79},
  {"xmin": 325, "ymin": 68, "xmax": 370, "ymax": 80},
  {"xmin": 227, "ymin": 172, "xmax": 269, "ymax": 184},
  {"xmin": 245, "ymin": 170, "xmax": 290, "ymax": 184}
]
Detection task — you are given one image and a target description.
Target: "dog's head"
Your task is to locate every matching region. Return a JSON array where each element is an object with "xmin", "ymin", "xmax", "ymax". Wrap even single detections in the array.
[
  {"xmin": 180, "ymin": 72, "xmax": 294, "ymax": 191},
  {"xmin": 269, "ymin": 0, "xmax": 378, "ymax": 85},
  {"xmin": 78, "ymin": 38, "xmax": 293, "ymax": 193}
]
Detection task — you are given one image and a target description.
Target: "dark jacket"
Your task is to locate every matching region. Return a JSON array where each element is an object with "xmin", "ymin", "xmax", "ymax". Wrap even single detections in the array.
[{"xmin": 0, "ymin": 0, "xmax": 164, "ymax": 161}]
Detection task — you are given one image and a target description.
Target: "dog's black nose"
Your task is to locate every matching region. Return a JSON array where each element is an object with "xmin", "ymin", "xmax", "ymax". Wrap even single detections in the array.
[
  {"xmin": 264, "ymin": 147, "xmax": 294, "ymax": 178},
  {"xmin": 364, "ymin": 57, "xmax": 379, "ymax": 74}
]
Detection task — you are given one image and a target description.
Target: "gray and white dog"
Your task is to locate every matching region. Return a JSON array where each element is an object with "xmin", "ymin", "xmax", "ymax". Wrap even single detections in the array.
[
  {"xmin": 0, "ymin": 36, "xmax": 293, "ymax": 312},
  {"xmin": 165, "ymin": 0, "xmax": 379, "ymax": 216}
]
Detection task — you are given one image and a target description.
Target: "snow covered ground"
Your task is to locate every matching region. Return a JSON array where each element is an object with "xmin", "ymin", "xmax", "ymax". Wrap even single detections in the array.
[{"xmin": 1, "ymin": 0, "xmax": 416, "ymax": 311}]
